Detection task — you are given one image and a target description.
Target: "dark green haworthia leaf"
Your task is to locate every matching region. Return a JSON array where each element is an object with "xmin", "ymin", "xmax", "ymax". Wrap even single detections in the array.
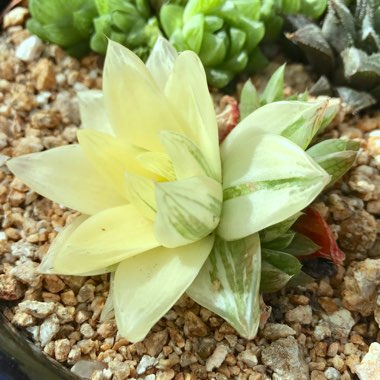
[
  {"xmin": 239, "ymin": 79, "xmax": 260, "ymax": 120},
  {"xmin": 287, "ymin": 24, "xmax": 335, "ymax": 75},
  {"xmin": 260, "ymin": 213, "xmax": 302, "ymax": 243},
  {"xmin": 336, "ymin": 86, "xmax": 377, "ymax": 112},
  {"xmin": 260, "ymin": 64, "xmax": 285, "ymax": 105},
  {"xmin": 341, "ymin": 48, "xmax": 380, "ymax": 89},
  {"xmin": 187, "ymin": 234, "xmax": 261, "ymax": 339},
  {"xmin": 260, "ymin": 249, "xmax": 302, "ymax": 292},
  {"xmin": 282, "ymin": 232, "xmax": 321, "ymax": 256},
  {"xmin": 288, "ymin": 0, "xmax": 380, "ymax": 111},
  {"xmin": 307, "ymin": 138, "xmax": 360, "ymax": 183},
  {"xmin": 262, "ymin": 231, "xmax": 295, "ymax": 250}
]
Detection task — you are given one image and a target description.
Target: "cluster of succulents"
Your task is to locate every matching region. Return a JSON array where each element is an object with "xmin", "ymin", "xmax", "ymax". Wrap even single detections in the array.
[
  {"xmin": 287, "ymin": 0, "xmax": 380, "ymax": 111},
  {"xmin": 27, "ymin": 0, "xmax": 98, "ymax": 57},
  {"xmin": 90, "ymin": 0, "xmax": 161, "ymax": 60},
  {"xmin": 26, "ymin": 0, "xmax": 327, "ymax": 87},
  {"xmin": 8, "ymin": 36, "xmax": 359, "ymax": 340}
]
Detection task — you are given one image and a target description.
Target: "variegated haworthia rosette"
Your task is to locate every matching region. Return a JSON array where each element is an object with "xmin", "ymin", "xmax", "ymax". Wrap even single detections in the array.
[{"xmin": 8, "ymin": 37, "xmax": 339, "ymax": 342}]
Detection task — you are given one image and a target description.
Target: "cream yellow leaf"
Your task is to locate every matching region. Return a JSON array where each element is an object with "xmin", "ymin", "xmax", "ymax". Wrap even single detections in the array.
[
  {"xmin": 39, "ymin": 215, "xmax": 116, "ymax": 276},
  {"xmin": 7, "ymin": 145, "xmax": 125, "ymax": 215},
  {"xmin": 146, "ymin": 36, "xmax": 178, "ymax": 91},
  {"xmin": 125, "ymin": 172, "xmax": 157, "ymax": 221},
  {"xmin": 78, "ymin": 129, "xmax": 159, "ymax": 198},
  {"xmin": 165, "ymin": 51, "xmax": 221, "ymax": 182},
  {"xmin": 136, "ymin": 151, "xmax": 176, "ymax": 181},
  {"xmin": 77, "ymin": 90, "xmax": 114, "ymax": 135},
  {"xmin": 113, "ymin": 234, "xmax": 214, "ymax": 342},
  {"xmin": 44, "ymin": 204, "xmax": 160, "ymax": 274},
  {"xmin": 103, "ymin": 40, "xmax": 184, "ymax": 151}
]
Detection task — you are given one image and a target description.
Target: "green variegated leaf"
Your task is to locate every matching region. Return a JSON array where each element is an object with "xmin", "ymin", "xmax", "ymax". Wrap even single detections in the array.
[
  {"xmin": 282, "ymin": 232, "xmax": 320, "ymax": 256},
  {"xmin": 260, "ymin": 213, "xmax": 302, "ymax": 243},
  {"xmin": 307, "ymin": 138, "xmax": 360, "ymax": 183},
  {"xmin": 219, "ymin": 134, "xmax": 330, "ymax": 241},
  {"xmin": 261, "ymin": 64, "xmax": 285, "ymax": 105},
  {"xmin": 221, "ymin": 101, "xmax": 331, "ymax": 156},
  {"xmin": 313, "ymin": 97, "xmax": 340, "ymax": 133},
  {"xmin": 125, "ymin": 172, "xmax": 157, "ymax": 220},
  {"xmin": 160, "ymin": 131, "xmax": 214, "ymax": 179},
  {"xmin": 155, "ymin": 176, "xmax": 222, "ymax": 248},
  {"xmin": 260, "ymin": 248, "xmax": 302, "ymax": 292},
  {"xmin": 239, "ymin": 79, "xmax": 260, "ymax": 120},
  {"xmin": 187, "ymin": 233, "xmax": 261, "ymax": 339}
]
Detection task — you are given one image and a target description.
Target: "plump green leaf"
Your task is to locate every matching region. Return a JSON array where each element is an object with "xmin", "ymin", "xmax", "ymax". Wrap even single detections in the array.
[
  {"xmin": 300, "ymin": 0, "xmax": 328, "ymax": 18},
  {"xmin": 155, "ymin": 176, "xmax": 222, "ymax": 248},
  {"xmin": 187, "ymin": 233, "xmax": 261, "ymax": 339},
  {"xmin": 183, "ymin": 14, "xmax": 205, "ymax": 53},
  {"xmin": 160, "ymin": 4, "xmax": 184, "ymax": 37}
]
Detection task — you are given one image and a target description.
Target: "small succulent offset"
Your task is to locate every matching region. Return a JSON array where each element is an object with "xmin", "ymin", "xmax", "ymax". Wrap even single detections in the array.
[
  {"xmin": 90, "ymin": 0, "xmax": 161, "ymax": 60},
  {"xmin": 159, "ymin": 0, "xmax": 266, "ymax": 88},
  {"xmin": 7, "ymin": 39, "xmax": 357, "ymax": 341},
  {"xmin": 27, "ymin": 0, "xmax": 98, "ymax": 57},
  {"xmin": 287, "ymin": 0, "xmax": 380, "ymax": 112}
]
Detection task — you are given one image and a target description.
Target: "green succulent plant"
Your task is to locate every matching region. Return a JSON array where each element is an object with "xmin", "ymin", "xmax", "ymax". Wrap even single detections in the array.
[
  {"xmin": 159, "ymin": 0, "xmax": 266, "ymax": 88},
  {"xmin": 27, "ymin": 0, "xmax": 98, "ymax": 57},
  {"xmin": 261, "ymin": 0, "xmax": 328, "ymax": 41},
  {"xmin": 287, "ymin": 0, "xmax": 380, "ymax": 111},
  {"xmin": 90, "ymin": 0, "xmax": 161, "ymax": 60}
]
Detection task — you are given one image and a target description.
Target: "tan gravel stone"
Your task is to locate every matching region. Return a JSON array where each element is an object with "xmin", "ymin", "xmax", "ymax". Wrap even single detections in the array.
[{"xmin": 285, "ymin": 305, "xmax": 313, "ymax": 325}]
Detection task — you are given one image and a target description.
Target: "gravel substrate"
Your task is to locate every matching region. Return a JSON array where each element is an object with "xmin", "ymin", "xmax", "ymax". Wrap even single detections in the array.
[{"xmin": 1, "ymin": 9, "xmax": 380, "ymax": 380}]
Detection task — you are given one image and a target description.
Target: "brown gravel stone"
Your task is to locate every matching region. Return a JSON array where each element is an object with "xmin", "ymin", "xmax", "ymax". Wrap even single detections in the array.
[
  {"xmin": 145, "ymin": 329, "xmax": 168, "ymax": 357},
  {"xmin": 61, "ymin": 290, "xmax": 78, "ymax": 306},
  {"xmin": 42, "ymin": 275, "xmax": 65, "ymax": 293},
  {"xmin": 0, "ymin": 273, "xmax": 24, "ymax": 300},
  {"xmin": 184, "ymin": 311, "xmax": 208, "ymax": 337}
]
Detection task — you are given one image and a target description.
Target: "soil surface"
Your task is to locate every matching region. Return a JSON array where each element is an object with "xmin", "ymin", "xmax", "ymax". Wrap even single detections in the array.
[{"xmin": 1, "ymin": 9, "xmax": 380, "ymax": 380}]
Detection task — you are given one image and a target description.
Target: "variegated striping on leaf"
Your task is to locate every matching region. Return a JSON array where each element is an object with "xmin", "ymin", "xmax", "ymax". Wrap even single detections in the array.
[
  {"xmin": 187, "ymin": 233, "xmax": 261, "ymax": 339},
  {"xmin": 160, "ymin": 131, "xmax": 215, "ymax": 179},
  {"xmin": 155, "ymin": 175, "xmax": 222, "ymax": 248}
]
